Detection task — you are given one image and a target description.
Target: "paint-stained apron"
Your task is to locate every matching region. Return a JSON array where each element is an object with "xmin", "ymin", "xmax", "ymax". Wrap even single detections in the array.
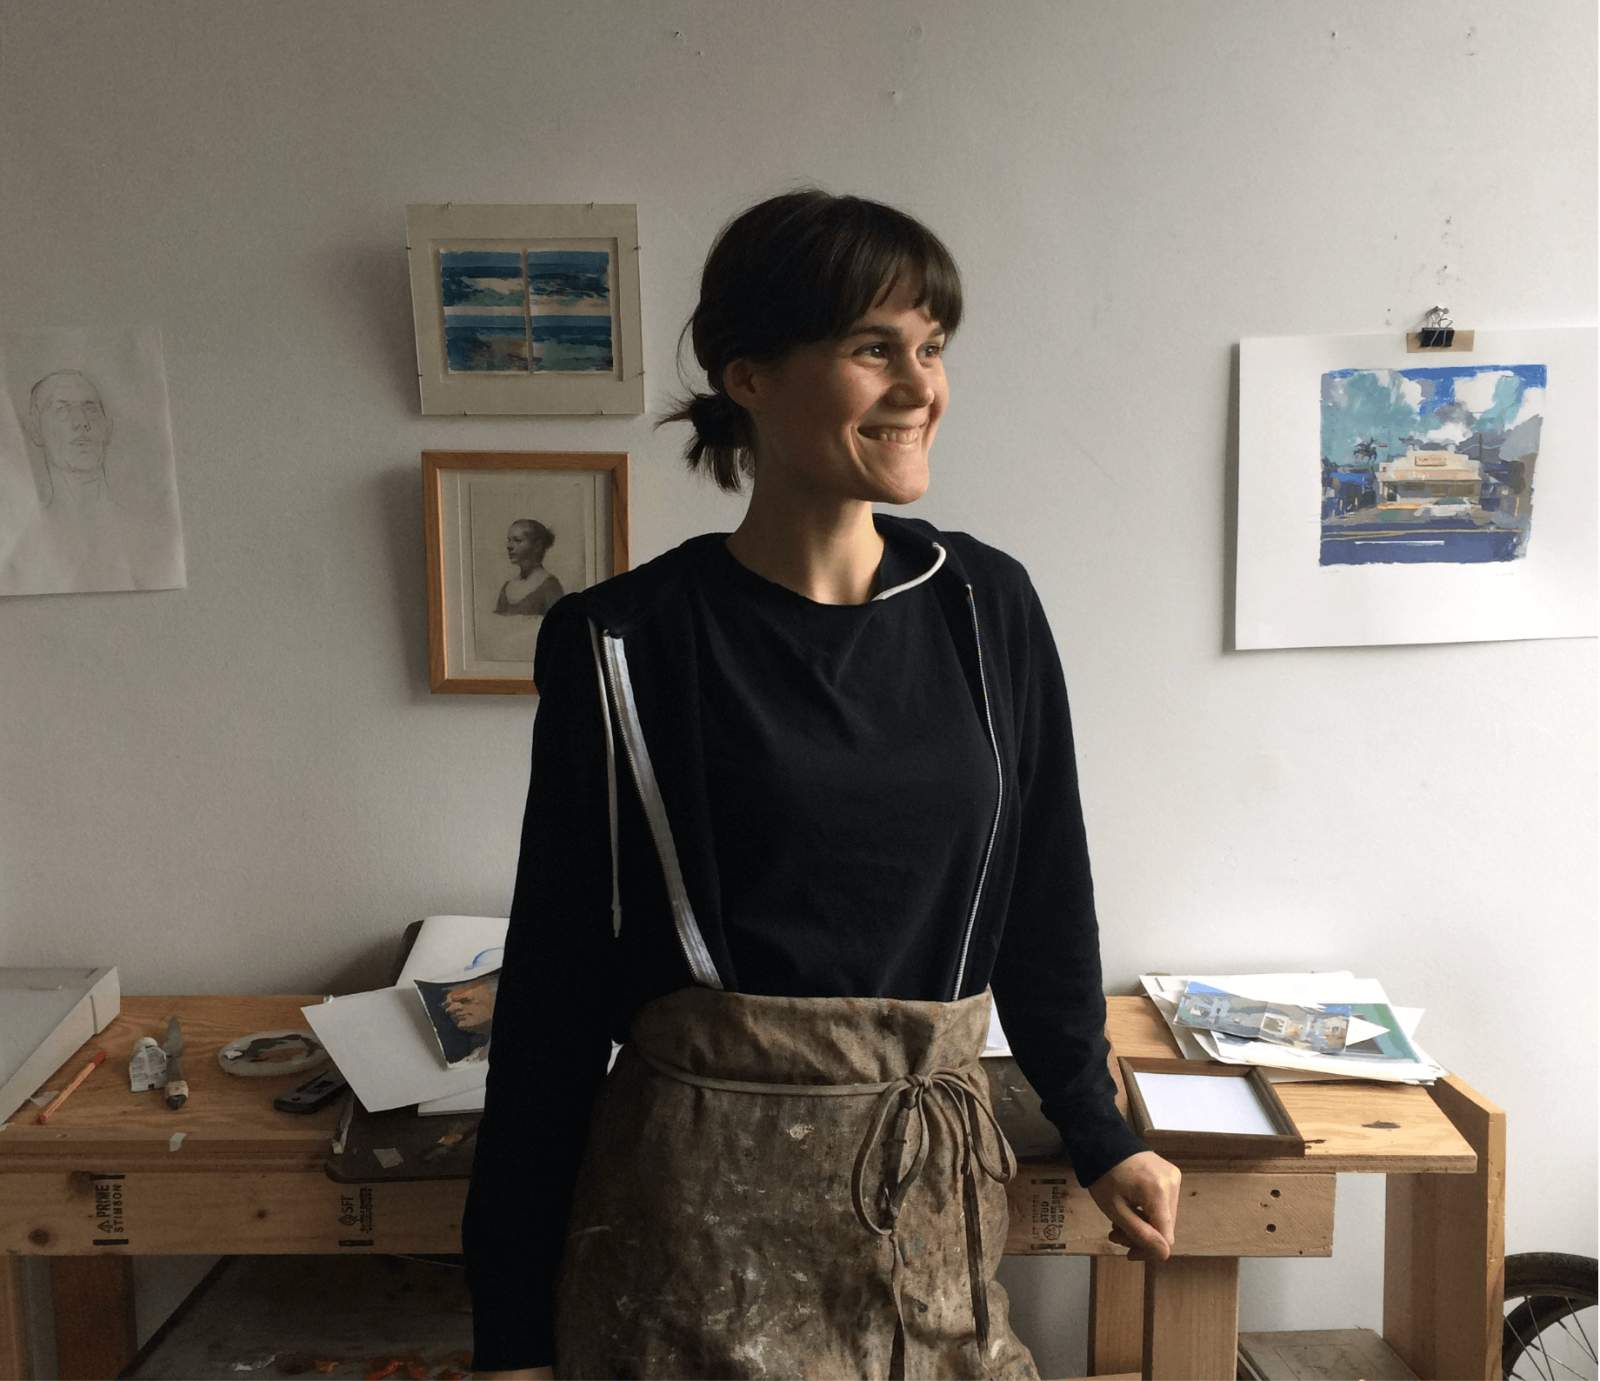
[
  {"xmin": 553, "ymin": 987, "xmax": 1036, "ymax": 1380},
  {"xmin": 558, "ymin": 625, "xmax": 1036, "ymax": 1379}
]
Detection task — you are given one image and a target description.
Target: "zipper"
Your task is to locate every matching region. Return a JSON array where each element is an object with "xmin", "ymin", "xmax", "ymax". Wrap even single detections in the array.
[
  {"xmin": 598, "ymin": 631, "xmax": 724, "ymax": 990},
  {"xmin": 951, "ymin": 585, "xmax": 1004, "ymax": 1001}
]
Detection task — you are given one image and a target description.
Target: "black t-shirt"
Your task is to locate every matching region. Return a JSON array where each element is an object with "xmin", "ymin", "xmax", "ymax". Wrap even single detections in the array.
[{"xmin": 698, "ymin": 536, "xmax": 997, "ymax": 998}]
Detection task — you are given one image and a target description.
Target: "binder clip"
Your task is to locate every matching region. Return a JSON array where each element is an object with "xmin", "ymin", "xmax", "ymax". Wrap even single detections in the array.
[{"xmin": 1408, "ymin": 306, "xmax": 1474, "ymax": 353}]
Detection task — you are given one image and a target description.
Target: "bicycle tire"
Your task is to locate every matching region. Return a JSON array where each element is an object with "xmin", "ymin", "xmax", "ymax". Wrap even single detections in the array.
[{"xmin": 1502, "ymin": 1251, "xmax": 1598, "ymax": 1380}]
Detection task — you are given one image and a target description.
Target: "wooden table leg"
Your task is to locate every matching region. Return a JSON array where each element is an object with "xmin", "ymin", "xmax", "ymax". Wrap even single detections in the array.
[
  {"xmin": 50, "ymin": 1257, "xmax": 136, "ymax": 1381},
  {"xmin": 1383, "ymin": 1075, "xmax": 1506, "ymax": 1381},
  {"xmin": 1141, "ymin": 1256, "xmax": 1239, "ymax": 1381},
  {"xmin": 0, "ymin": 1255, "xmax": 32, "ymax": 1381},
  {"xmin": 1088, "ymin": 1255, "xmax": 1144, "ymax": 1375}
]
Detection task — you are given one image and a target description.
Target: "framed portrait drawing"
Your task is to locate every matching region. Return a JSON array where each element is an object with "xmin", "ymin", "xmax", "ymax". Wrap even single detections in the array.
[
  {"xmin": 405, "ymin": 204, "xmax": 644, "ymax": 416},
  {"xmin": 423, "ymin": 451, "xmax": 629, "ymax": 694}
]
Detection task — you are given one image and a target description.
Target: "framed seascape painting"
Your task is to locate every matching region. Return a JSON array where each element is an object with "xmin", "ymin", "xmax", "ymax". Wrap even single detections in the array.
[
  {"xmin": 1235, "ymin": 327, "xmax": 1597, "ymax": 649},
  {"xmin": 423, "ymin": 451, "xmax": 629, "ymax": 694},
  {"xmin": 405, "ymin": 205, "xmax": 644, "ymax": 415}
]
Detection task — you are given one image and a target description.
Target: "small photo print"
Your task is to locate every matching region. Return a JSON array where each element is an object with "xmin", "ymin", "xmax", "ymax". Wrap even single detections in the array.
[{"xmin": 414, "ymin": 969, "xmax": 500, "ymax": 1068}]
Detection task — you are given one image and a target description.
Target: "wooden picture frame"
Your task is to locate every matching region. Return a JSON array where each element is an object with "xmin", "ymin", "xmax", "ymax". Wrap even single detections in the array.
[
  {"xmin": 422, "ymin": 450, "xmax": 629, "ymax": 695},
  {"xmin": 405, "ymin": 204, "xmax": 644, "ymax": 415},
  {"xmin": 1118, "ymin": 1057, "xmax": 1306, "ymax": 1160}
]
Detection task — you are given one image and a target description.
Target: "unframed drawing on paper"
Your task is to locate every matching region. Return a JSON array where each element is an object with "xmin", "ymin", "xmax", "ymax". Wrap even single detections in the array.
[{"xmin": 0, "ymin": 327, "xmax": 186, "ymax": 596}]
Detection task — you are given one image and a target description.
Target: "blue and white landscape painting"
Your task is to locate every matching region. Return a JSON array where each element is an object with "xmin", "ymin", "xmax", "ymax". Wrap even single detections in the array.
[
  {"xmin": 440, "ymin": 251, "xmax": 525, "ymax": 308},
  {"xmin": 526, "ymin": 250, "xmax": 613, "ymax": 372},
  {"xmin": 1320, "ymin": 363, "xmax": 1545, "ymax": 565},
  {"xmin": 444, "ymin": 314, "xmax": 529, "ymax": 373},
  {"xmin": 441, "ymin": 250, "xmax": 528, "ymax": 372},
  {"xmin": 529, "ymin": 316, "xmax": 613, "ymax": 372},
  {"xmin": 526, "ymin": 250, "xmax": 611, "ymax": 308},
  {"xmin": 438, "ymin": 246, "xmax": 614, "ymax": 374}
]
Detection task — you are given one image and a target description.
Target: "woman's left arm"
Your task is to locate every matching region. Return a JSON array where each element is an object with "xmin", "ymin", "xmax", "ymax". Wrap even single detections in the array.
[{"xmin": 982, "ymin": 576, "xmax": 1180, "ymax": 1241}]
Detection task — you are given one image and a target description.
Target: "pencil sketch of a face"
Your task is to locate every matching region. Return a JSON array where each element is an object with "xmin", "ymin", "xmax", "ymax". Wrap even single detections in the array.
[{"xmin": 25, "ymin": 370, "xmax": 112, "ymax": 507}]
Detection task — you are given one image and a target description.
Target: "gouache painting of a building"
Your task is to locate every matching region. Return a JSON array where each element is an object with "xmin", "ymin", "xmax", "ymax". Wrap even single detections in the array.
[{"xmin": 1319, "ymin": 363, "xmax": 1545, "ymax": 565}]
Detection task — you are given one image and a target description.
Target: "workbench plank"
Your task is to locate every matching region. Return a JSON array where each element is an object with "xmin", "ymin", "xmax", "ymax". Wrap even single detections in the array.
[
  {"xmin": 1142, "ymin": 1255, "xmax": 1240, "ymax": 1380},
  {"xmin": 1005, "ymin": 1168, "xmax": 1333, "ymax": 1258},
  {"xmin": 1382, "ymin": 1075, "xmax": 1506, "ymax": 1381},
  {"xmin": 0, "ymin": 1256, "xmax": 29, "ymax": 1381},
  {"xmin": 0, "ymin": 997, "xmax": 340, "ymax": 1168},
  {"xmin": 0, "ymin": 1172, "xmax": 467, "ymax": 1256},
  {"xmin": 1088, "ymin": 1256, "xmax": 1144, "ymax": 1376},
  {"xmin": 50, "ymin": 1257, "xmax": 135, "ymax": 1381}
]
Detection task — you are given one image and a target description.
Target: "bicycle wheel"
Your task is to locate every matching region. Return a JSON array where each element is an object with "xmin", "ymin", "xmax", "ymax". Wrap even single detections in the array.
[{"xmin": 1502, "ymin": 1252, "xmax": 1598, "ymax": 1380}]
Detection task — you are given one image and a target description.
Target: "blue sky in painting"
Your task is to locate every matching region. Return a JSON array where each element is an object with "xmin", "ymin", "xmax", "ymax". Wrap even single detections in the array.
[
  {"xmin": 526, "ymin": 250, "xmax": 610, "ymax": 306},
  {"xmin": 1321, "ymin": 363, "xmax": 1546, "ymax": 467},
  {"xmin": 440, "ymin": 250, "xmax": 524, "ymax": 308}
]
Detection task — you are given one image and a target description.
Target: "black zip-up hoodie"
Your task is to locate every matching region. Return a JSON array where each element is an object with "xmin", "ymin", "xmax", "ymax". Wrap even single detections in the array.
[{"xmin": 463, "ymin": 515, "xmax": 1146, "ymax": 1372}]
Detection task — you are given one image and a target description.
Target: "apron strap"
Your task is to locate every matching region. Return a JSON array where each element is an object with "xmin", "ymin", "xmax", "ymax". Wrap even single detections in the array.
[{"xmin": 589, "ymin": 622, "xmax": 725, "ymax": 990}]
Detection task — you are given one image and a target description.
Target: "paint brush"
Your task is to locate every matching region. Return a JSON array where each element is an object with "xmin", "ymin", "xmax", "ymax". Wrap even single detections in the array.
[
  {"xmin": 35, "ymin": 1050, "xmax": 107, "ymax": 1124},
  {"xmin": 161, "ymin": 1016, "xmax": 188, "ymax": 1109}
]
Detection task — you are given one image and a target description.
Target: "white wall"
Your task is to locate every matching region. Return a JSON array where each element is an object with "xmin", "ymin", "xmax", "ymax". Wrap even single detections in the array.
[{"xmin": 2, "ymin": 2, "xmax": 1593, "ymax": 1372}]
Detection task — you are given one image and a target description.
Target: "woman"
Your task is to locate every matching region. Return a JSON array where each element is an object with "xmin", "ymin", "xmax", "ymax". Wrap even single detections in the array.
[
  {"xmin": 466, "ymin": 190, "xmax": 1181, "ymax": 1381},
  {"xmin": 495, "ymin": 519, "xmax": 563, "ymax": 616}
]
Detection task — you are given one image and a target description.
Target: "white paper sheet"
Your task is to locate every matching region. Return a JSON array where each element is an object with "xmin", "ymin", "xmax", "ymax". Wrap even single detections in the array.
[
  {"xmin": 1236, "ymin": 328, "xmax": 1596, "ymax": 649},
  {"xmin": 1134, "ymin": 1072, "xmax": 1280, "ymax": 1136},
  {"xmin": 0, "ymin": 327, "xmax": 186, "ymax": 595},
  {"xmin": 301, "ymin": 987, "xmax": 486, "ymax": 1113},
  {"xmin": 395, "ymin": 915, "xmax": 507, "ymax": 985}
]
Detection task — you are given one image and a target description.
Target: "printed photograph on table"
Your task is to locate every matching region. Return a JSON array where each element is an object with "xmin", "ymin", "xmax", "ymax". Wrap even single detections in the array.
[
  {"xmin": 1320, "ymin": 363, "xmax": 1545, "ymax": 566},
  {"xmin": 406, "ymin": 204, "xmax": 642, "ymax": 414},
  {"xmin": 422, "ymin": 450, "xmax": 629, "ymax": 695}
]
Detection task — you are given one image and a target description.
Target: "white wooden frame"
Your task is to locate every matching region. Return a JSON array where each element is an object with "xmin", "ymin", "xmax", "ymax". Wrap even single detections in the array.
[{"xmin": 405, "ymin": 204, "xmax": 643, "ymax": 415}]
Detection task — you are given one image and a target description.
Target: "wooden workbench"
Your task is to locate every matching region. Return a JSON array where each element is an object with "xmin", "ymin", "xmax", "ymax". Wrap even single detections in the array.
[{"xmin": 0, "ymin": 995, "xmax": 1503, "ymax": 1380}]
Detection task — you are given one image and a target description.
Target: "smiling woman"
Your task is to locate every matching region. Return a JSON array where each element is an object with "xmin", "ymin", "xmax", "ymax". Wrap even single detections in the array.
[{"xmin": 463, "ymin": 190, "xmax": 1180, "ymax": 1381}]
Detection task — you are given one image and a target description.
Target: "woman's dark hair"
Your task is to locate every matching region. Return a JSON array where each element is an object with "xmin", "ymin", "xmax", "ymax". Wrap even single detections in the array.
[{"xmin": 661, "ymin": 190, "xmax": 963, "ymax": 492}]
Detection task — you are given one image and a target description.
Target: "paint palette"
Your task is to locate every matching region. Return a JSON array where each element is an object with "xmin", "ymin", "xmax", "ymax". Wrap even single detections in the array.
[{"xmin": 218, "ymin": 1029, "xmax": 327, "ymax": 1078}]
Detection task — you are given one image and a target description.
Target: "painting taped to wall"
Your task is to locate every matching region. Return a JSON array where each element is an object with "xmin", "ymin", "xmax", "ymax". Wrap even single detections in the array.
[
  {"xmin": 1236, "ymin": 328, "xmax": 1596, "ymax": 650},
  {"xmin": 0, "ymin": 326, "xmax": 186, "ymax": 596},
  {"xmin": 407, "ymin": 205, "xmax": 642, "ymax": 414},
  {"xmin": 1320, "ymin": 363, "xmax": 1544, "ymax": 566}
]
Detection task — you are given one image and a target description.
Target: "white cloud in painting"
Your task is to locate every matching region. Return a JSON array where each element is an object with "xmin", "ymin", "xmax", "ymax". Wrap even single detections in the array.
[
  {"xmin": 1455, "ymin": 369, "xmax": 1513, "ymax": 416},
  {"xmin": 1424, "ymin": 419, "xmax": 1472, "ymax": 445},
  {"xmin": 1512, "ymin": 386, "xmax": 1544, "ymax": 428},
  {"xmin": 1396, "ymin": 374, "xmax": 1424, "ymax": 411}
]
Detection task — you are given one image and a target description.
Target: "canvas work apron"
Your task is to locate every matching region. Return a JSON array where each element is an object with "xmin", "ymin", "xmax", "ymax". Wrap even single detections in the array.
[{"xmin": 557, "ymin": 627, "xmax": 1037, "ymax": 1380}]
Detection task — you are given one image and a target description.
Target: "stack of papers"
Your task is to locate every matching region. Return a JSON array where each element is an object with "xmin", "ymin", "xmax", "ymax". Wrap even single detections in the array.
[
  {"xmin": 302, "ymin": 916, "xmax": 507, "ymax": 1115},
  {"xmin": 1139, "ymin": 972, "xmax": 1446, "ymax": 1084}
]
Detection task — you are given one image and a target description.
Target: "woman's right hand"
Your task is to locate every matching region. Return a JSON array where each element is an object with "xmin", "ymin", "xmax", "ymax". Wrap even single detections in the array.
[{"xmin": 473, "ymin": 1369, "xmax": 553, "ymax": 1380}]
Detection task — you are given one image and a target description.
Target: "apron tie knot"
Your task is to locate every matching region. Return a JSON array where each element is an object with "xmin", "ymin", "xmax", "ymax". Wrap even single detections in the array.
[{"xmin": 851, "ymin": 1063, "xmax": 1017, "ymax": 1359}]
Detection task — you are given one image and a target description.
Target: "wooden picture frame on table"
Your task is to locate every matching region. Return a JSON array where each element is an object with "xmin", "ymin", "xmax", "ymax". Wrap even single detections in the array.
[
  {"xmin": 422, "ymin": 451, "xmax": 629, "ymax": 695},
  {"xmin": 405, "ymin": 203, "xmax": 644, "ymax": 416},
  {"xmin": 1118, "ymin": 1057, "xmax": 1306, "ymax": 1160}
]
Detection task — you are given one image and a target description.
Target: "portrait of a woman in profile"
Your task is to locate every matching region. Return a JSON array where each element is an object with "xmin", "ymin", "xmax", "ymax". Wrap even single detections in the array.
[{"xmin": 494, "ymin": 518, "xmax": 563, "ymax": 617}]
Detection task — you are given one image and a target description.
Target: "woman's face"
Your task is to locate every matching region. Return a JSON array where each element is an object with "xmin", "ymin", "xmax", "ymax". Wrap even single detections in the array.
[
  {"xmin": 507, "ymin": 525, "xmax": 538, "ymax": 566},
  {"xmin": 738, "ymin": 273, "xmax": 948, "ymax": 508}
]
